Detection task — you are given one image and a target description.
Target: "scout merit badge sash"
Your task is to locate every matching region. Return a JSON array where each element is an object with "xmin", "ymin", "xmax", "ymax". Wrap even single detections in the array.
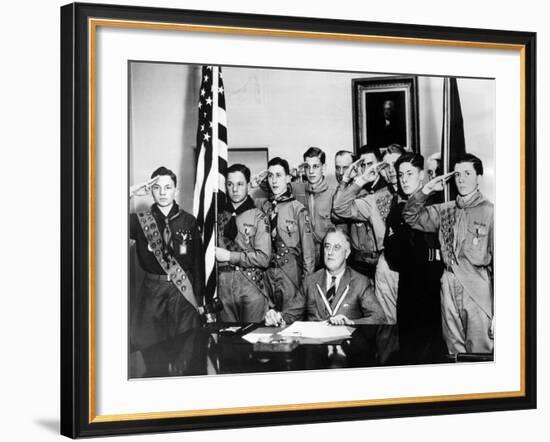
[
  {"xmin": 137, "ymin": 210, "xmax": 199, "ymax": 313},
  {"xmin": 316, "ymin": 282, "xmax": 350, "ymax": 317}
]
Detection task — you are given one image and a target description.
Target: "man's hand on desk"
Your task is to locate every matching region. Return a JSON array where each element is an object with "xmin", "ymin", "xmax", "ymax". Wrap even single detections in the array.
[
  {"xmin": 264, "ymin": 309, "xmax": 286, "ymax": 327},
  {"xmin": 329, "ymin": 314, "xmax": 354, "ymax": 326}
]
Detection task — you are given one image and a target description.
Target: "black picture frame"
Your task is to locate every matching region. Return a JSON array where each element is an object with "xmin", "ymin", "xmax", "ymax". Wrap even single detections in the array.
[
  {"xmin": 352, "ymin": 76, "xmax": 420, "ymax": 153},
  {"xmin": 61, "ymin": 2, "xmax": 537, "ymax": 438}
]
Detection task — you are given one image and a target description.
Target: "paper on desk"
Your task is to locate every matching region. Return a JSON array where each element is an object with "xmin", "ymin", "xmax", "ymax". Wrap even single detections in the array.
[
  {"xmin": 241, "ymin": 332, "xmax": 272, "ymax": 344},
  {"xmin": 278, "ymin": 321, "xmax": 354, "ymax": 340},
  {"xmin": 241, "ymin": 327, "xmax": 282, "ymax": 344}
]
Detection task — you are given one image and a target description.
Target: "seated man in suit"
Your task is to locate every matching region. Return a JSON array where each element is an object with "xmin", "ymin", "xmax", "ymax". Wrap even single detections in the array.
[{"xmin": 292, "ymin": 227, "xmax": 386, "ymax": 325}]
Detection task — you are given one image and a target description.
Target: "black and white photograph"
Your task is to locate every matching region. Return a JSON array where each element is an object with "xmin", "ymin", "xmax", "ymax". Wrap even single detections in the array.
[{"xmin": 127, "ymin": 62, "xmax": 495, "ymax": 379}]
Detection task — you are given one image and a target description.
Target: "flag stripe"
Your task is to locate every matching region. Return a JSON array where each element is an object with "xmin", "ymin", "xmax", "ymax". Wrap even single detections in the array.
[{"xmin": 193, "ymin": 65, "xmax": 228, "ymax": 303}]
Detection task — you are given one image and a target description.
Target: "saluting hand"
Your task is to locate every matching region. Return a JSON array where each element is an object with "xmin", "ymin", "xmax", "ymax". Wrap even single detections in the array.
[
  {"xmin": 342, "ymin": 158, "xmax": 363, "ymax": 183},
  {"xmin": 250, "ymin": 169, "xmax": 268, "ymax": 188},
  {"xmin": 354, "ymin": 162, "xmax": 388, "ymax": 187},
  {"xmin": 422, "ymin": 171, "xmax": 455, "ymax": 194},
  {"xmin": 129, "ymin": 176, "xmax": 159, "ymax": 198}
]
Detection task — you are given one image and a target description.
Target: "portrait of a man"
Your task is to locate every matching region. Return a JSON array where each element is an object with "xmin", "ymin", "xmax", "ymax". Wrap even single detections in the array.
[{"xmin": 353, "ymin": 76, "xmax": 419, "ymax": 152}]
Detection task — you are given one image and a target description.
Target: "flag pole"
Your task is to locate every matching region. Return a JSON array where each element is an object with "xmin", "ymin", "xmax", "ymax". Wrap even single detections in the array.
[{"xmin": 442, "ymin": 77, "xmax": 450, "ymax": 202}]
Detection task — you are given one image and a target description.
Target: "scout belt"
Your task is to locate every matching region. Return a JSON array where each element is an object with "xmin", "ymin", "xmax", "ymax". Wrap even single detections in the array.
[
  {"xmin": 351, "ymin": 249, "xmax": 381, "ymax": 263},
  {"xmin": 137, "ymin": 210, "xmax": 199, "ymax": 313},
  {"xmin": 218, "ymin": 264, "xmax": 270, "ymax": 300}
]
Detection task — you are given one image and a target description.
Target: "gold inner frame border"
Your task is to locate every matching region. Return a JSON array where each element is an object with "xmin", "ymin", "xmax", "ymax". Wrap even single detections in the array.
[{"xmin": 87, "ymin": 17, "xmax": 527, "ymax": 424}]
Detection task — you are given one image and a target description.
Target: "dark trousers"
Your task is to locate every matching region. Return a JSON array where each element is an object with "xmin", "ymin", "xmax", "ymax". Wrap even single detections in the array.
[
  {"xmin": 130, "ymin": 276, "xmax": 201, "ymax": 351},
  {"xmin": 396, "ymin": 263, "xmax": 446, "ymax": 364}
]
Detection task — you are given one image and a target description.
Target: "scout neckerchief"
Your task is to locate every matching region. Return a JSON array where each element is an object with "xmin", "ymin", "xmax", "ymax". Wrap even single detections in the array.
[
  {"xmin": 222, "ymin": 195, "xmax": 256, "ymax": 241},
  {"xmin": 453, "ymin": 190, "xmax": 487, "ymax": 255},
  {"xmin": 137, "ymin": 205, "xmax": 199, "ymax": 312},
  {"xmin": 268, "ymin": 185, "xmax": 295, "ymax": 242},
  {"xmin": 305, "ymin": 177, "xmax": 328, "ymax": 237}
]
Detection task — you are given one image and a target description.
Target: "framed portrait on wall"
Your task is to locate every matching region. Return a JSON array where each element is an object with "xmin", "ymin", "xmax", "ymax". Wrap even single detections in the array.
[
  {"xmin": 352, "ymin": 76, "xmax": 420, "ymax": 153},
  {"xmin": 61, "ymin": 2, "xmax": 536, "ymax": 438}
]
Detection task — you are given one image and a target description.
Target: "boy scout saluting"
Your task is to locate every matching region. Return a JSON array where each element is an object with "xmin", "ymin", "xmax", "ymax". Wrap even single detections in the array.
[
  {"xmin": 402, "ymin": 154, "xmax": 494, "ymax": 355},
  {"xmin": 384, "ymin": 153, "xmax": 446, "ymax": 363},
  {"xmin": 332, "ymin": 146, "xmax": 399, "ymax": 324},
  {"xmin": 262, "ymin": 157, "xmax": 315, "ymax": 326},
  {"xmin": 215, "ymin": 164, "xmax": 272, "ymax": 323},
  {"xmin": 299, "ymin": 228, "xmax": 386, "ymax": 325},
  {"xmin": 129, "ymin": 166, "xmax": 203, "ymax": 350},
  {"xmin": 302, "ymin": 147, "xmax": 337, "ymax": 269}
]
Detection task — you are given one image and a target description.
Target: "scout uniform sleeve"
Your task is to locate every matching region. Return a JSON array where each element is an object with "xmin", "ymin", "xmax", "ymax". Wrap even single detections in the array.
[
  {"xmin": 356, "ymin": 279, "xmax": 387, "ymax": 325},
  {"xmin": 229, "ymin": 210, "xmax": 272, "ymax": 269},
  {"xmin": 190, "ymin": 218, "xmax": 205, "ymax": 305},
  {"xmin": 282, "ymin": 282, "xmax": 307, "ymax": 324},
  {"xmin": 303, "ymin": 278, "xmax": 320, "ymax": 321},
  {"xmin": 402, "ymin": 190, "xmax": 441, "ymax": 233},
  {"xmin": 298, "ymin": 207, "xmax": 316, "ymax": 276},
  {"xmin": 332, "ymin": 182, "xmax": 376, "ymax": 222}
]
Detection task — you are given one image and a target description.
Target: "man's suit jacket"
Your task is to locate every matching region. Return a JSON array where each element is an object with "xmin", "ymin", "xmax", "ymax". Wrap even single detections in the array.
[{"xmin": 302, "ymin": 267, "xmax": 387, "ymax": 324}]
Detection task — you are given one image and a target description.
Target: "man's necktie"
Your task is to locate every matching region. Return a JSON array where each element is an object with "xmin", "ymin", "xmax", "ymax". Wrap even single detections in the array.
[{"xmin": 327, "ymin": 276, "xmax": 337, "ymax": 304}]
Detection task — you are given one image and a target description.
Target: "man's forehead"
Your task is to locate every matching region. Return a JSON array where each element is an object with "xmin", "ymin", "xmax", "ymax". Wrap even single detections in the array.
[
  {"xmin": 227, "ymin": 171, "xmax": 247, "ymax": 182},
  {"xmin": 335, "ymin": 154, "xmax": 353, "ymax": 164},
  {"xmin": 268, "ymin": 165, "xmax": 286, "ymax": 174},
  {"xmin": 154, "ymin": 175, "xmax": 175, "ymax": 185},
  {"xmin": 324, "ymin": 231, "xmax": 347, "ymax": 245},
  {"xmin": 304, "ymin": 156, "xmax": 322, "ymax": 165},
  {"xmin": 454, "ymin": 162, "xmax": 475, "ymax": 172}
]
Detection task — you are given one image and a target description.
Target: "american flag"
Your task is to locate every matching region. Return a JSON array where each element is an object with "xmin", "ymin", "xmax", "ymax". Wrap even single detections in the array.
[{"xmin": 193, "ymin": 65, "xmax": 228, "ymax": 302}]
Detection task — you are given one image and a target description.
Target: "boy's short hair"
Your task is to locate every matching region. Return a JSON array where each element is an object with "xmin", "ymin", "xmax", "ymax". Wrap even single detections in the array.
[
  {"xmin": 267, "ymin": 157, "xmax": 290, "ymax": 175},
  {"xmin": 358, "ymin": 144, "xmax": 382, "ymax": 162},
  {"xmin": 226, "ymin": 163, "xmax": 251, "ymax": 183},
  {"xmin": 303, "ymin": 146, "xmax": 326, "ymax": 164},
  {"xmin": 151, "ymin": 166, "xmax": 177, "ymax": 186},
  {"xmin": 395, "ymin": 152, "xmax": 425, "ymax": 173},
  {"xmin": 455, "ymin": 153, "xmax": 484, "ymax": 176}
]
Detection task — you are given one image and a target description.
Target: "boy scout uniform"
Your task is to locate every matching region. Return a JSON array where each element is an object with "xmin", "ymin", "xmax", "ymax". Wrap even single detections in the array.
[
  {"xmin": 300, "ymin": 267, "xmax": 386, "ymax": 324},
  {"xmin": 332, "ymin": 177, "xmax": 399, "ymax": 324},
  {"xmin": 262, "ymin": 195, "xmax": 315, "ymax": 324},
  {"xmin": 303, "ymin": 177, "xmax": 336, "ymax": 268},
  {"xmin": 385, "ymin": 196, "xmax": 446, "ymax": 363},
  {"xmin": 130, "ymin": 203, "xmax": 203, "ymax": 351},
  {"xmin": 217, "ymin": 197, "xmax": 272, "ymax": 323},
  {"xmin": 403, "ymin": 190, "xmax": 494, "ymax": 355}
]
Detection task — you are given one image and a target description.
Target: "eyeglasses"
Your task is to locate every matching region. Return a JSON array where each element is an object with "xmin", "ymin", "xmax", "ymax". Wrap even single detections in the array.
[{"xmin": 323, "ymin": 243, "xmax": 343, "ymax": 252}]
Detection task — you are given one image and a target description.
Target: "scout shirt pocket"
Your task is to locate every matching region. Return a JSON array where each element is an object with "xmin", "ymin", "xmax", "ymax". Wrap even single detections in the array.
[
  {"xmin": 239, "ymin": 224, "xmax": 257, "ymax": 248},
  {"xmin": 464, "ymin": 221, "xmax": 490, "ymax": 265},
  {"xmin": 283, "ymin": 219, "xmax": 299, "ymax": 246}
]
